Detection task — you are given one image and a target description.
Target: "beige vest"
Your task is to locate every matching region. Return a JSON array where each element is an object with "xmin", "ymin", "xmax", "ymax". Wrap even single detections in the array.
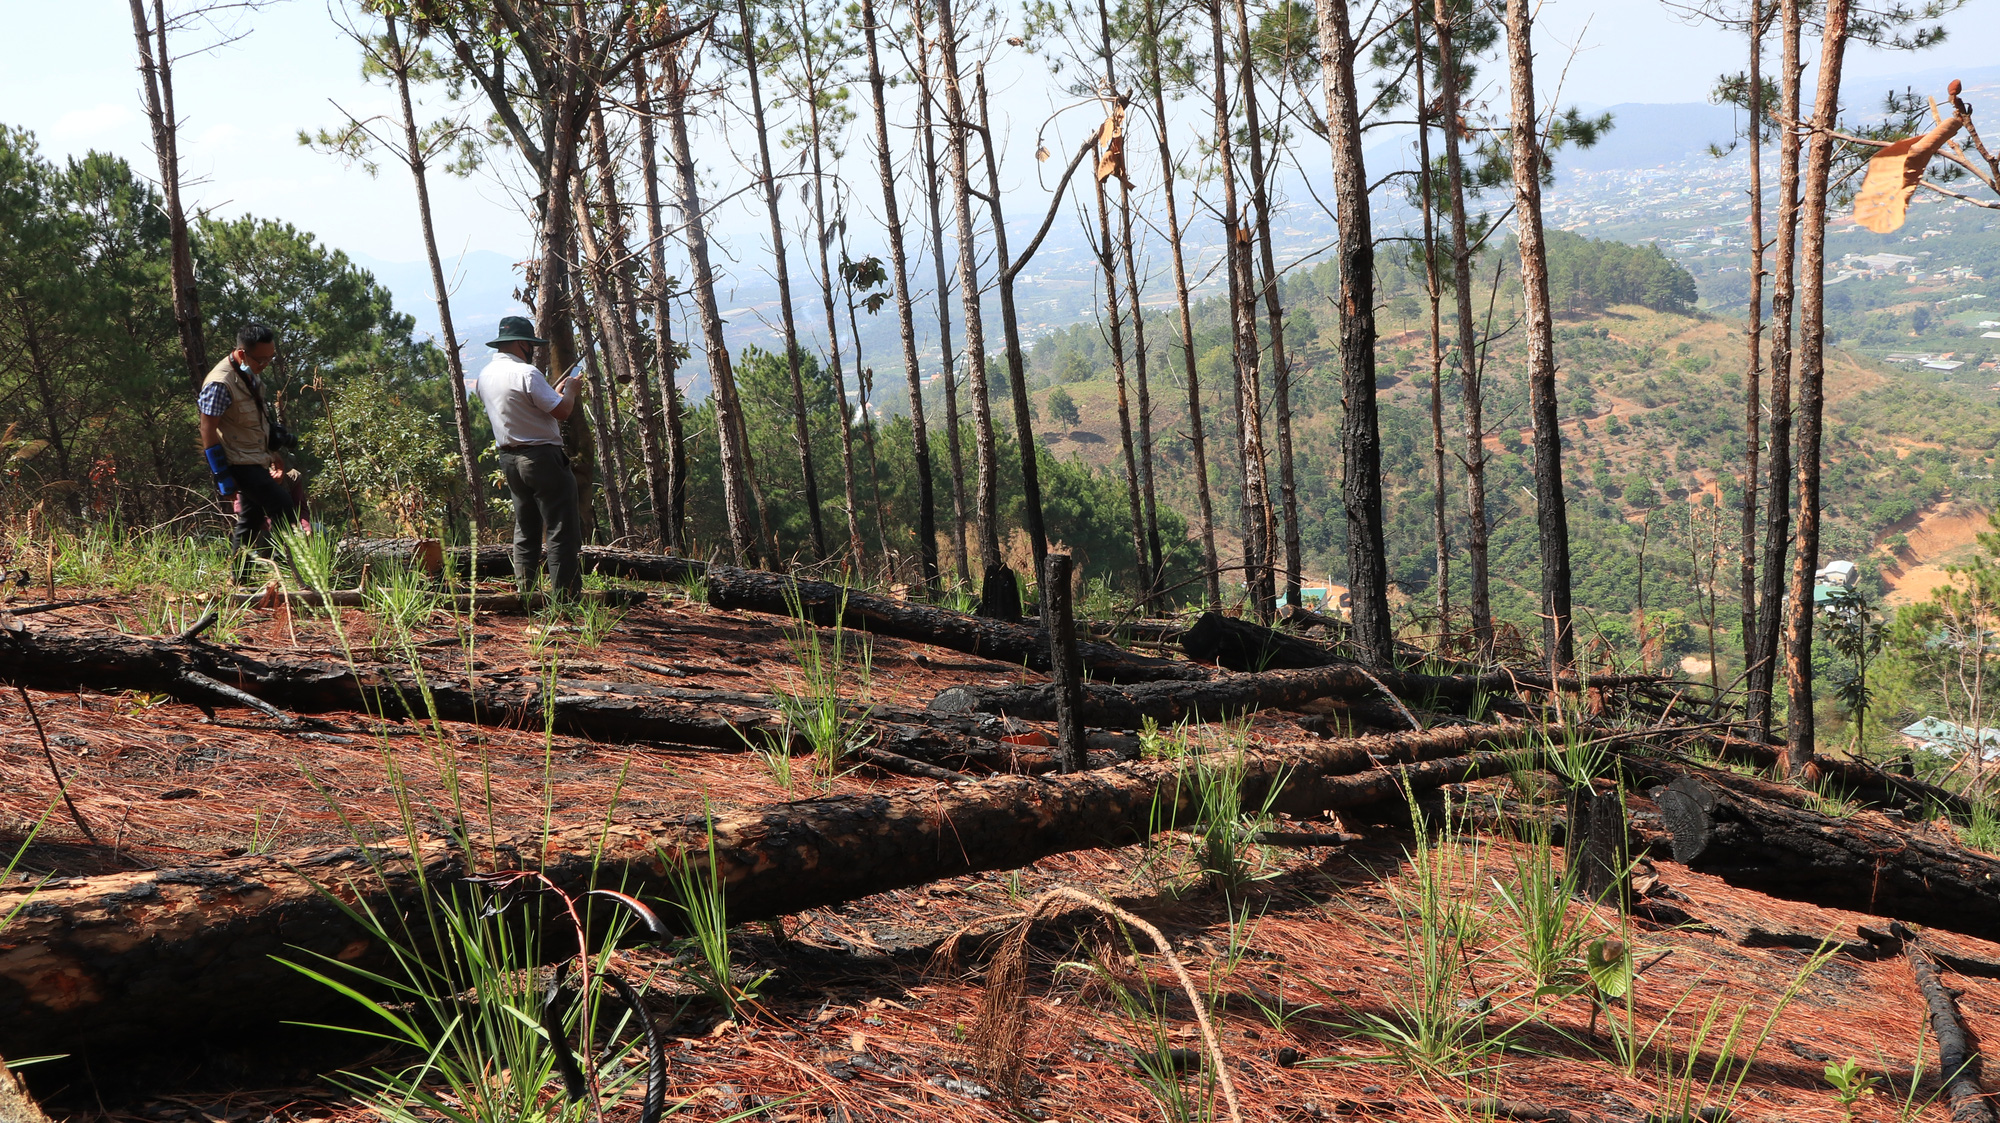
[{"xmin": 201, "ymin": 355, "xmax": 270, "ymax": 466}]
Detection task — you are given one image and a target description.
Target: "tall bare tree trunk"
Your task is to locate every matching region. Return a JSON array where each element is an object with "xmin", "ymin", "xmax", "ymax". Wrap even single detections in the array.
[
  {"xmin": 663, "ymin": 45, "xmax": 760, "ymax": 566},
  {"xmin": 862, "ymin": 0, "xmax": 939, "ymax": 597},
  {"xmin": 1740, "ymin": 1, "xmax": 1767, "ymax": 690},
  {"xmin": 1410, "ymin": 0, "xmax": 1450, "ymax": 636},
  {"xmin": 913, "ymin": 10, "xmax": 971, "ymax": 586},
  {"xmin": 633, "ymin": 48, "xmax": 686, "ymax": 552},
  {"xmin": 1117, "ymin": 185, "xmax": 1165, "ymax": 606},
  {"xmin": 570, "ymin": 286, "xmax": 631, "ymax": 542},
  {"xmin": 1096, "ymin": 0, "xmax": 1165, "ymax": 607},
  {"xmin": 1749, "ymin": 0, "xmax": 1802, "ymax": 736},
  {"xmin": 1504, "ymin": 0, "xmax": 1574, "ymax": 673},
  {"xmin": 1211, "ymin": 0, "xmax": 1274, "ymax": 623},
  {"xmin": 383, "ymin": 14, "xmax": 483, "ymax": 535},
  {"xmin": 1234, "ymin": 0, "xmax": 1300, "ymax": 608},
  {"xmin": 128, "ymin": 0, "xmax": 206, "ymax": 388},
  {"xmin": 1318, "ymin": 0, "xmax": 1393, "ymax": 664},
  {"xmin": 931, "ymin": 0, "xmax": 1005, "ymax": 587},
  {"xmin": 740, "ymin": 0, "xmax": 830, "ymax": 561},
  {"xmin": 843, "ymin": 276, "xmax": 892, "ymax": 570},
  {"xmin": 1437, "ymin": 0, "xmax": 1491, "ymax": 658},
  {"xmin": 530, "ymin": 11, "xmax": 599, "ymax": 541},
  {"xmin": 975, "ymin": 69, "xmax": 1054, "ymax": 581},
  {"xmin": 586, "ymin": 103, "xmax": 669, "ymax": 544},
  {"xmin": 1092, "ymin": 170, "xmax": 1149, "ymax": 598},
  {"xmin": 1144, "ymin": 0, "xmax": 1219, "ymax": 608},
  {"xmin": 1785, "ymin": 0, "xmax": 1851, "ymax": 772},
  {"xmin": 1083, "ymin": 55, "xmax": 1149, "ymax": 598}
]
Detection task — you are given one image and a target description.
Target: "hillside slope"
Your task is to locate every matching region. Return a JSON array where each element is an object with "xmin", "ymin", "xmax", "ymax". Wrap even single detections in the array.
[{"xmin": 1019, "ymin": 269, "xmax": 2000, "ymax": 668}]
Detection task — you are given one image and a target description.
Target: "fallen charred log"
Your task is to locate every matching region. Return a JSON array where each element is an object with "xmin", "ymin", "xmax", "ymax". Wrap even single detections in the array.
[
  {"xmin": 0, "ymin": 625, "xmax": 1010, "ymax": 769},
  {"xmin": 1900, "ymin": 924, "xmax": 1996, "ymax": 1123},
  {"xmin": 1181, "ymin": 612, "xmax": 1342, "ymax": 671},
  {"xmin": 1646, "ymin": 761, "xmax": 2000, "ymax": 942},
  {"xmin": 341, "ymin": 538, "xmax": 708, "ymax": 586},
  {"xmin": 703, "ymin": 565, "xmax": 1203, "ymax": 683},
  {"xmin": 0, "ymin": 723, "xmax": 1531, "ymax": 1056},
  {"xmin": 930, "ymin": 662, "xmax": 1657, "ymax": 728}
]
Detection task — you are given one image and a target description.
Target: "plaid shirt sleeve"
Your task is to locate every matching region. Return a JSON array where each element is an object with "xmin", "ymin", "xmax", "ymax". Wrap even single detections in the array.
[{"xmin": 197, "ymin": 381, "xmax": 232, "ymax": 417}]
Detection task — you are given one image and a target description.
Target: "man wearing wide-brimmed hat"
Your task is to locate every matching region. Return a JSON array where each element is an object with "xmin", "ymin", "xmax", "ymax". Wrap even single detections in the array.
[{"xmin": 474, "ymin": 316, "xmax": 587, "ymax": 598}]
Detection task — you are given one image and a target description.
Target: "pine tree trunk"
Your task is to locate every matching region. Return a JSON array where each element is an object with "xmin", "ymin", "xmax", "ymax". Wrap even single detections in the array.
[
  {"xmin": 1410, "ymin": 0, "xmax": 1450, "ymax": 636},
  {"xmin": 1785, "ymin": 0, "xmax": 1850, "ymax": 772},
  {"xmin": 933, "ymin": 0, "xmax": 1005, "ymax": 581},
  {"xmin": 633, "ymin": 47, "xmax": 686, "ymax": 553},
  {"xmin": 662, "ymin": 46, "xmax": 761, "ymax": 567},
  {"xmin": 1749, "ymin": 0, "xmax": 1802, "ymax": 737},
  {"xmin": 534, "ymin": 11, "xmax": 598, "ymax": 542},
  {"xmin": 844, "ymin": 285, "xmax": 892, "ymax": 572},
  {"xmin": 570, "ymin": 279, "xmax": 631, "ymax": 543},
  {"xmin": 1437, "ymin": 0, "xmax": 1491, "ymax": 659},
  {"xmin": 862, "ymin": 0, "xmax": 939, "ymax": 597},
  {"xmin": 587, "ymin": 101, "xmax": 670, "ymax": 546},
  {"xmin": 1210, "ymin": 0, "xmax": 1274, "ymax": 622},
  {"xmin": 570, "ymin": 177, "xmax": 635, "ymax": 543},
  {"xmin": 1318, "ymin": 0, "xmax": 1393, "ymax": 665},
  {"xmin": 1740, "ymin": 2, "xmax": 1767, "ymax": 691},
  {"xmin": 1233, "ymin": 0, "xmax": 1300, "ymax": 609},
  {"xmin": 1117, "ymin": 185, "xmax": 1165, "ymax": 607},
  {"xmin": 1097, "ymin": 0, "xmax": 1165, "ymax": 608},
  {"xmin": 128, "ymin": 0, "xmax": 206, "ymax": 388},
  {"xmin": 1145, "ymin": 0, "xmax": 1220, "ymax": 608},
  {"xmin": 740, "ymin": 0, "xmax": 830, "ymax": 563},
  {"xmin": 913, "ymin": 12, "xmax": 972, "ymax": 585},
  {"xmin": 1504, "ymin": 0, "xmax": 1574, "ymax": 672},
  {"xmin": 1088, "ymin": 121, "xmax": 1150, "ymax": 600},
  {"xmin": 384, "ymin": 15, "xmax": 483, "ymax": 535},
  {"xmin": 975, "ymin": 72, "xmax": 1053, "ymax": 580}
]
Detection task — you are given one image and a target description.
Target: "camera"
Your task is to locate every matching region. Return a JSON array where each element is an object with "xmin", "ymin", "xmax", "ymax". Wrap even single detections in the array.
[{"xmin": 269, "ymin": 422, "xmax": 300, "ymax": 452}]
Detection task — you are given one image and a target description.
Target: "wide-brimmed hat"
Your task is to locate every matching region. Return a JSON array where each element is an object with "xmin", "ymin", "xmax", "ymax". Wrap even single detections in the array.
[{"xmin": 487, "ymin": 315, "xmax": 549, "ymax": 348}]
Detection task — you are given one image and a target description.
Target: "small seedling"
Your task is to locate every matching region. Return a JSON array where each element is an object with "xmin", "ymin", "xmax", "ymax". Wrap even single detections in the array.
[{"xmin": 1824, "ymin": 1058, "xmax": 1878, "ymax": 1118}]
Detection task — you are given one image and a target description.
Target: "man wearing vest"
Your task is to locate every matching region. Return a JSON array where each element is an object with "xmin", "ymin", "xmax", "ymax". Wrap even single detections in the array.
[
  {"xmin": 198, "ymin": 322, "xmax": 299, "ymax": 556},
  {"xmin": 474, "ymin": 316, "xmax": 587, "ymax": 599}
]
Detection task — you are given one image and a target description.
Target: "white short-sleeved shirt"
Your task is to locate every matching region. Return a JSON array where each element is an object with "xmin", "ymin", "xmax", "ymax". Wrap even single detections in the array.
[{"xmin": 475, "ymin": 351, "xmax": 564, "ymax": 448}]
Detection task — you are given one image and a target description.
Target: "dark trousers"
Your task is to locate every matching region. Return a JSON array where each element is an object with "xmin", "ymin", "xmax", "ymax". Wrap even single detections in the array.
[
  {"xmin": 226, "ymin": 463, "xmax": 300, "ymax": 551},
  {"xmin": 498, "ymin": 444, "xmax": 582, "ymax": 597}
]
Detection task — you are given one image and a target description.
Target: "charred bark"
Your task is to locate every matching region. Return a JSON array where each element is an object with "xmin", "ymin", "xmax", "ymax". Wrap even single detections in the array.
[
  {"xmin": 1504, "ymin": 0, "xmax": 1573, "ymax": 672},
  {"xmin": 3, "ymin": 728, "xmax": 1523, "ymax": 1057},
  {"xmin": 1650, "ymin": 765, "xmax": 2000, "ymax": 941},
  {"xmin": 1783, "ymin": 0, "xmax": 1850, "ymax": 771},
  {"xmin": 862, "ymin": 0, "xmax": 938, "ymax": 596},
  {"xmin": 931, "ymin": 667, "xmax": 1636, "ymax": 728},
  {"xmin": 704, "ymin": 565, "xmax": 1199, "ymax": 682},
  {"xmin": 1319, "ymin": 0, "xmax": 1391, "ymax": 661},
  {"xmin": 1748, "ymin": 0, "xmax": 1802, "ymax": 736}
]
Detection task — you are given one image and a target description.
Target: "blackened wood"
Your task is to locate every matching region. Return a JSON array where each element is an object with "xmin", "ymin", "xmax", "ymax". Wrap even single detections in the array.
[
  {"xmin": 1044, "ymin": 553, "xmax": 1086, "ymax": 772},
  {"xmin": 1, "ymin": 728, "xmax": 1519, "ymax": 1057},
  {"xmin": 1783, "ymin": 1, "xmax": 1852, "ymax": 771},
  {"xmin": 1564, "ymin": 785, "xmax": 1630, "ymax": 910},
  {"xmin": 1655, "ymin": 775, "xmax": 1717, "ymax": 864},
  {"xmin": 1317, "ymin": 0, "xmax": 1391, "ymax": 662},
  {"xmin": 1183, "ymin": 612, "xmax": 1337, "ymax": 671},
  {"xmin": 1504, "ymin": 0, "xmax": 1574, "ymax": 671},
  {"xmin": 931, "ymin": 664, "xmax": 1655, "ymax": 727},
  {"xmin": 1645, "ymin": 762, "xmax": 2000, "ymax": 941},
  {"xmin": 703, "ymin": 566, "xmax": 1197, "ymax": 683},
  {"xmin": 1902, "ymin": 927, "xmax": 1996, "ymax": 1123},
  {"xmin": 342, "ymin": 539, "xmax": 707, "ymax": 585},
  {"xmin": 1748, "ymin": 0, "xmax": 1803, "ymax": 737},
  {"xmin": 980, "ymin": 562, "xmax": 1022, "ymax": 623}
]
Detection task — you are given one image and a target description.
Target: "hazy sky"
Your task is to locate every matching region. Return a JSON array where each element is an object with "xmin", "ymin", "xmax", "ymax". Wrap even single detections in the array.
[{"xmin": 8, "ymin": 1, "xmax": 1995, "ymax": 273}]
